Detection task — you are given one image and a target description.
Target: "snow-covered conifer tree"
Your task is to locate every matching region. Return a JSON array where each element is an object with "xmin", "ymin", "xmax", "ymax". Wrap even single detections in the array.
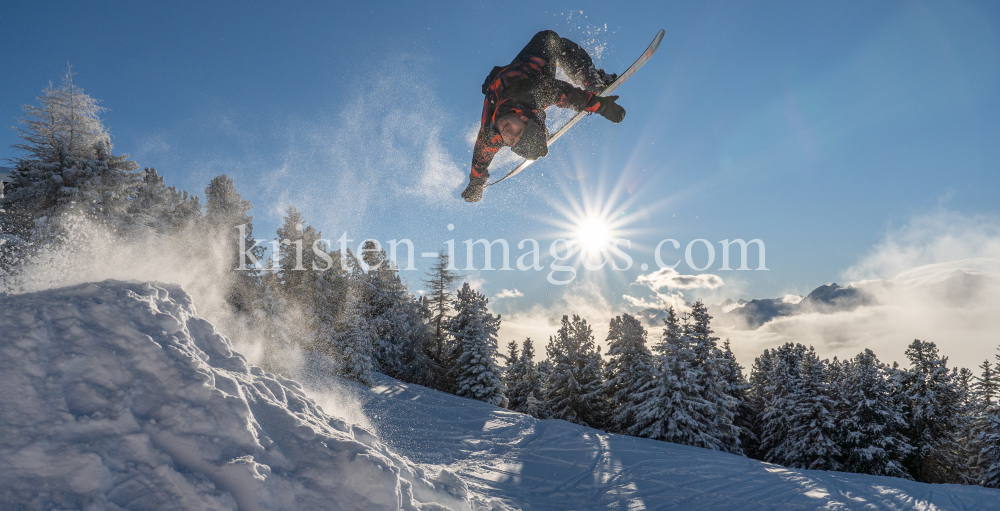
[
  {"xmin": 2, "ymin": 69, "xmax": 140, "ymax": 240},
  {"xmin": 128, "ymin": 167, "xmax": 201, "ymax": 236},
  {"xmin": 632, "ymin": 307, "xmax": 715, "ymax": 448},
  {"xmin": 758, "ymin": 343, "xmax": 810, "ymax": 466},
  {"xmin": 975, "ymin": 360, "xmax": 999, "ymax": 409},
  {"xmin": 356, "ymin": 241, "xmax": 429, "ymax": 381},
  {"xmin": 838, "ymin": 349, "xmax": 912, "ymax": 478},
  {"xmin": 203, "ymin": 174, "xmax": 261, "ymax": 315},
  {"xmin": 899, "ymin": 339, "xmax": 963, "ymax": 483},
  {"xmin": 502, "ymin": 339, "xmax": 520, "ymax": 408},
  {"xmin": 602, "ymin": 313, "xmax": 654, "ymax": 434},
  {"xmin": 784, "ymin": 349, "xmax": 840, "ymax": 470},
  {"xmin": 979, "ymin": 402, "xmax": 1000, "ymax": 487},
  {"xmin": 543, "ymin": 315, "xmax": 606, "ymax": 428},
  {"xmin": 448, "ymin": 283, "xmax": 506, "ymax": 407},
  {"xmin": 331, "ymin": 284, "xmax": 376, "ymax": 386},
  {"xmin": 743, "ymin": 347, "xmax": 775, "ymax": 460},
  {"xmin": 721, "ymin": 339, "xmax": 753, "ymax": 457},
  {"xmin": 686, "ymin": 302, "xmax": 741, "ymax": 454},
  {"xmin": 506, "ymin": 338, "xmax": 543, "ymax": 416}
]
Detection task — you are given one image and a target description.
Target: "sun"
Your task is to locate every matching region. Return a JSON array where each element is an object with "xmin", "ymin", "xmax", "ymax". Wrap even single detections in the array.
[{"xmin": 575, "ymin": 216, "xmax": 612, "ymax": 252}]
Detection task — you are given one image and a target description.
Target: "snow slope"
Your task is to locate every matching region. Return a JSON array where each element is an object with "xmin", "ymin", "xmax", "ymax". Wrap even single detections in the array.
[
  {"xmin": 0, "ymin": 281, "xmax": 500, "ymax": 511},
  {"xmin": 3, "ymin": 280, "xmax": 998, "ymax": 510},
  {"xmin": 358, "ymin": 376, "xmax": 1000, "ymax": 510}
]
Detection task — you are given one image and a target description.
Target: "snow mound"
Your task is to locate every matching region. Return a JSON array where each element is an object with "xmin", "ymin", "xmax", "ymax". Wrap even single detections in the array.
[{"xmin": 0, "ymin": 280, "xmax": 487, "ymax": 511}]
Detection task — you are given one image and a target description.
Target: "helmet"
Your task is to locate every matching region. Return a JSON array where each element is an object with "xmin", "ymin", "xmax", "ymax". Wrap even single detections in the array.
[{"xmin": 511, "ymin": 118, "xmax": 549, "ymax": 160}]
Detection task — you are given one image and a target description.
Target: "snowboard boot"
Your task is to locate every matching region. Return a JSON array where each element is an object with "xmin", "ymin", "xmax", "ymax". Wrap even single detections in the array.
[
  {"xmin": 596, "ymin": 69, "xmax": 618, "ymax": 90},
  {"xmin": 583, "ymin": 69, "xmax": 619, "ymax": 93},
  {"xmin": 462, "ymin": 174, "xmax": 488, "ymax": 203}
]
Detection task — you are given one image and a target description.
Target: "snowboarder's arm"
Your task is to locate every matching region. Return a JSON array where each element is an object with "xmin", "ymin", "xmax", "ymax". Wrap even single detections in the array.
[
  {"xmin": 471, "ymin": 123, "xmax": 504, "ymax": 179},
  {"xmin": 549, "ymin": 81, "xmax": 600, "ymax": 113}
]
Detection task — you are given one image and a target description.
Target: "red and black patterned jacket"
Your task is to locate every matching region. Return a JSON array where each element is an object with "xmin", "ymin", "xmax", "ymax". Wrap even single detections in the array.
[{"xmin": 470, "ymin": 57, "xmax": 601, "ymax": 179}]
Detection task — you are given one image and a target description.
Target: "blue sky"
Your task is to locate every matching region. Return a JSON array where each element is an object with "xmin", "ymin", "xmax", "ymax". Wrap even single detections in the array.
[{"xmin": 3, "ymin": 1, "xmax": 999, "ymax": 352}]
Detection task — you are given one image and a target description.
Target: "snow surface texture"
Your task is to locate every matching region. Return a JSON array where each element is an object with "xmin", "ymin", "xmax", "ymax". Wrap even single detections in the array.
[
  {"xmin": 0, "ymin": 280, "xmax": 504, "ymax": 511},
  {"xmin": 4, "ymin": 280, "xmax": 999, "ymax": 510},
  {"xmin": 360, "ymin": 377, "xmax": 1000, "ymax": 510}
]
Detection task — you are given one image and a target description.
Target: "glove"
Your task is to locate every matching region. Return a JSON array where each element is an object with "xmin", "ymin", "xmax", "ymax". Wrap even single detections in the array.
[
  {"xmin": 587, "ymin": 95, "xmax": 626, "ymax": 124},
  {"xmin": 461, "ymin": 174, "xmax": 488, "ymax": 203}
]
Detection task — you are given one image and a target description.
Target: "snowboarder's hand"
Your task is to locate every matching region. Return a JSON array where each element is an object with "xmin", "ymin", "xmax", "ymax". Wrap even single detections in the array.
[
  {"xmin": 594, "ymin": 95, "xmax": 626, "ymax": 124},
  {"xmin": 462, "ymin": 174, "xmax": 488, "ymax": 203}
]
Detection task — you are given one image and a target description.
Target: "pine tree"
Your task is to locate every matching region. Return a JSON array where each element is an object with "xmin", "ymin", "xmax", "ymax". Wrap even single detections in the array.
[
  {"xmin": 129, "ymin": 167, "xmax": 201, "ymax": 236},
  {"xmin": 2, "ymin": 68, "xmax": 140, "ymax": 239},
  {"xmin": 784, "ymin": 349, "xmax": 841, "ymax": 471},
  {"xmin": 423, "ymin": 253, "xmax": 460, "ymax": 357},
  {"xmin": 602, "ymin": 313, "xmax": 655, "ymax": 435},
  {"xmin": 203, "ymin": 174, "xmax": 260, "ymax": 315},
  {"xmin": 505, "ymin": 338, "xmax": 543, "ymax": 416},
  {"xmin": 505, "ymin": 340, "xmax": 519, "ymax": 367},
  {"xmin": 744, "ymin": 347, "xmax": 775, "ymax": 460},
  {"xmin": 503, "ymin": 339, "xmax": 520, "ymax": 407},
  {"xmin": 632, "ymin": 307, "xmax": 716, "ymax": 449},
  {"xmin": 758, "ymin": 343, "xmax": 811, "ymax": 466},
  {"xmin": 686, "ymin": 302, "xmax": 742, "ymax": 454},
  {"xmin": 954, "ymin": 366, "xmax": 980, "ymax": 484},
  {"xmin": 14, "ymin": 66, "xmax": 110, "ymax": 162},
  {"xmin": 276, "ymin": 206, "xmax": 322, "ymax": 295},
  {"xmin": 356, "ymin": 241, "xmax": 428, "ymax": 381},
  {"xmin": 543, "ymin": 315, "xmax": 606, "ymax": 428},
  {"xmin": 979, "ymin": 402, "xmax": 1000, "ymax": 487},
  {"xmin": 899, "ymin": 339, "xmax": 963, "ymax": 483},
  {"xmin": 838, "ymin": 349, "xmax": 912, "ymax": 478},
  {"xmin": 974, "ymin": 360, "xmax": 999, "ymax": 409},
  {"xmin": 448, "ymin": 283, "xmax": 506, "ymax": 407},
  {"xmin": 331, "ymin": 283, "xmax": 376, "ymax": 386},
  {"xmin": 974, "ymin": 359, "xmax": 1000, "ymax": 485},
  {"xmin": 721, "ymin": 339, "xmax": 754, "ymax": 457}
]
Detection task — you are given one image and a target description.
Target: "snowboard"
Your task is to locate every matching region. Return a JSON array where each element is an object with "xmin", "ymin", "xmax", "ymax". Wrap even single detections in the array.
[{"xmin": 486, "ymin": 29, "xmax": 666, "ymax": 187}]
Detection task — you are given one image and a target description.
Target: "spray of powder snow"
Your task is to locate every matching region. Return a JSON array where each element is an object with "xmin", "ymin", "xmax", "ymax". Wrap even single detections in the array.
[{"xmin": 254, "ymin": 53, "xmax": 467, "ymax": 235}]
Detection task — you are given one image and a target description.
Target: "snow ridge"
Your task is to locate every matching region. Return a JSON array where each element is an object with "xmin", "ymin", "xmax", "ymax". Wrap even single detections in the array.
[{"xmin": 0, "ymin": 280, "xmax": 487, "ymax": 511}]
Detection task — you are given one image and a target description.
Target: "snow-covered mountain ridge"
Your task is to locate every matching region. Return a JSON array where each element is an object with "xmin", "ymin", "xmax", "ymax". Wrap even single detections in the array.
[{"xmin": 2, "ymin": 280, "xmax": 998, "ymax": 510}]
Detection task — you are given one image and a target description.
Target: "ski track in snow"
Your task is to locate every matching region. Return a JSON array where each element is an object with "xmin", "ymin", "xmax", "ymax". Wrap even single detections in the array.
[{"xmin": 357, "ymin": 376, "xmax": 1000, "ymax": 511}]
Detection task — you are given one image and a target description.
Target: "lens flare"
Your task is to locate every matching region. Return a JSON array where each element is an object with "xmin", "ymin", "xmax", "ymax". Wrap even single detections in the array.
[{"xmin": 576, "ymin": 216, "xmax": 612, "ymax": 251}]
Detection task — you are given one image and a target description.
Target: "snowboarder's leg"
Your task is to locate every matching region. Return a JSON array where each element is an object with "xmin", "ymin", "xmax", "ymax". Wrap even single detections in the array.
[{"xmin": 512, "ymin": 31, "xmax": 612, "ymax": 93}]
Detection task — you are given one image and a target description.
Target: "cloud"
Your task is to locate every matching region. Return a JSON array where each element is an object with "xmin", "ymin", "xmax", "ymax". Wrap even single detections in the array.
[
  {"xmin": 493, "ymin": 289, "xmax": 523, "ymax": 302},
  {"xmin": 636, "ymin": 268, "xmax": 725, "ymax": 291},
  {"xmin": 497, "ymin": 279, "xmax": 617, "ymax": 357},
  {"xmin": 845, "ymin": 209, "xmax": 1000, "ymax": 281},
  {"xmin": 622, "ymin": 268, "xmax": 725, "ymax": 311},
  {"xmin": 722, "ymin": 210, "xmax": 1000, "ymax": 373},
  {"xmin": 464, "ymin": 274, "xmax": 486, "ymax": 292}
]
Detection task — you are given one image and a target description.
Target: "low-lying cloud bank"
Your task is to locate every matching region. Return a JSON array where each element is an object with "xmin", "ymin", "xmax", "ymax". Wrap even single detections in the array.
[{"xmin": 721, "ymin": 210, "xmax": 1000, "ymax": 371}]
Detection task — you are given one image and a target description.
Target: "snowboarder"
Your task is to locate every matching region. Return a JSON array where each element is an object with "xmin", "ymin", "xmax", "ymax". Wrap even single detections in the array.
[{"xmin": 461, "ymin": 30, "xmax": 625, "ymax": 202}]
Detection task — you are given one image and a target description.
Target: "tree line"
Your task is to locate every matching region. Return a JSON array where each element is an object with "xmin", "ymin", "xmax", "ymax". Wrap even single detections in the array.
[{"xmin": 5, "ymin": 70, "xmax": 1000, "ymax": 489}]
